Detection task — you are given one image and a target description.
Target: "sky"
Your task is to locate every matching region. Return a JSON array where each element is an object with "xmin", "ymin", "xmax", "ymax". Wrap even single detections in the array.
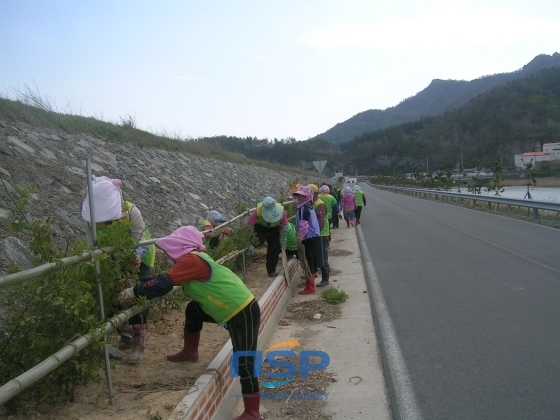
[{"xmin": 1, "ymin": 0, "xmax": 559, "ymax": 141}]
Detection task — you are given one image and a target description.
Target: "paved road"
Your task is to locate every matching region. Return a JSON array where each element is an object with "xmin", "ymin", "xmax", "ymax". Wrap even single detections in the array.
[{"xmin": 358, "ymin": 185, "xmax": 560, "ymax": 420}]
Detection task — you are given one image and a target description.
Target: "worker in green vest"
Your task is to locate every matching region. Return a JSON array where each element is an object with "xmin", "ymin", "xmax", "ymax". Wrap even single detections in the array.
[
  {"xmin": 284, "ymin": 221, "xmax": 298, "ymax": 260},
  {"xmin": 81, "ymin": 176, "xmax": 155, "ymax": 364},
  {"xmin": 308, "ymin": 184, "xmax": 330, "ymax": 287},
  {"xmin": 119, "ymin": 226, "xmax": 262, "ymax": 420},
  {"xmin": 353, "ymin": 185, "xmax": 367, "ymax": 225},
  {"xmin": 247, "ymin": 196, "xmax": 288, "ymax": 277},
  {"xmin": 198, "ymin": 210, "xmax": 233, "ymax": 250},
  {"xmin": 319, "ymin": 184, "xmax": 338, "ymax": 234}
]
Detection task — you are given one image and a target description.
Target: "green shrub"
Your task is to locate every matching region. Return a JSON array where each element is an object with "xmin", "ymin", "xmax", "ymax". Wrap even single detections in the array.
[
  {"xmin": 0, "ymin": 185, "xmax": 141, "ymax": 410},
  {"xmin": 321, "ymin": 288, "xmax": 349, "ymax": 304}
]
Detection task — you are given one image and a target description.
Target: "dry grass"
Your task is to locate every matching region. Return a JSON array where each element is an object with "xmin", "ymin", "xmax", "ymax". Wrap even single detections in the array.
[
  {"xmin": 284, "ymin": 299, "xmax": 342, "ymax": 323},
  {"xmin": 260, "ymin": 297, "xmax": 341, "ymax": 420}
]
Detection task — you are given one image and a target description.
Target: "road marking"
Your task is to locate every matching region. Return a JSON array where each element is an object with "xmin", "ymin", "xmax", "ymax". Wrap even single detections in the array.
[{"xmin": 440, "ymin": 222, "xmax": 560, "ymax": 275}]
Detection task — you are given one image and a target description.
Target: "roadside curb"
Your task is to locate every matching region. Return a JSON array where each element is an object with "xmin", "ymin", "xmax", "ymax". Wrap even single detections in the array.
[{"xmin": 167, "ymin": 257, "xmax": 301, "ymax": 420}]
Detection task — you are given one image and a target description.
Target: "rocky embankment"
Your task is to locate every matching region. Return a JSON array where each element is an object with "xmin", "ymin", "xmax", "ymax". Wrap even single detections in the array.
[{"xmin": 0, "ymin": 119, "xmax": 309, "ymax": 274}]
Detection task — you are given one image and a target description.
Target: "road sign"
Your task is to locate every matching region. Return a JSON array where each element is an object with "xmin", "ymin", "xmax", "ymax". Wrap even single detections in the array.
[{"xmin": 313, "ymin": 160, "xmax": 327, "ymax": 174}]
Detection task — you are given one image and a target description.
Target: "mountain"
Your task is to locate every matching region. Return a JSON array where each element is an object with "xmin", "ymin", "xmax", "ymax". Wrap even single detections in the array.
[
  {"xmin": 339, "ymin": 67, "xmax": 560, "ymax": 175},
  {"xmin": 316, "ymin": 52, "xmax": 560, "ymax": 145}
]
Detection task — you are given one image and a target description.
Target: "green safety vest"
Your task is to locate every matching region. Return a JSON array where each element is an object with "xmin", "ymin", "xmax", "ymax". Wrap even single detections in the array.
[
  {"xmin": 318, "ymin": 193, "xmax": 337, "ymax": 219},
  {"xmin": 198, "ymin": 220, "xmax": 213, "ymax": 249},
  {"xmin": 285, "ymin": 222, "xmax": 297, "ymax": 251},
  {"xmin": 353, "ymin": 190, "xmax": 365, "ymax": 206},
  {"xmin": 313, "ymin": 199, "xmax": 330, "ymax": 237},
  {"xmin": 180, "ymin": 252, "xmax": 254, "ymax": 323}
]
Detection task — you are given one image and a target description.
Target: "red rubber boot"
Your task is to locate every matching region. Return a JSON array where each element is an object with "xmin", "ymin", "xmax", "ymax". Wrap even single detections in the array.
[
  {"xmin": 234, "ymin": 392, "xmax": 263, "ymax": 420},
  {"xmin": 167, "ymin": 331, "xmax": 200, "ymax": 362},
  {"xmin": 298, "ymin": 277, "xmax": 316, "ymax": 295}
]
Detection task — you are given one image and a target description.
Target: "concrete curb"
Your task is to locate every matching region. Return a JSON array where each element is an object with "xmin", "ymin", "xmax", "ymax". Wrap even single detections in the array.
[{"xmin": 167, "ymin": 257, "xmax": 301, "ymax": 420}]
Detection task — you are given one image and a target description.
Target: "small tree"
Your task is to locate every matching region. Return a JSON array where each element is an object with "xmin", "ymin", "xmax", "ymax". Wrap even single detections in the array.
[
  {"xmin": 433, "ymin": 165, "xmax": 453, "ymax": 191},
  {"xmin": 486, "ymin": 159, "xmax": 505, "ymax": 197},
  {"xmin": 520, "ymin": 158, "xmax": 537, "ymax": 199},
  {"xmin": 467, "ymin": 162, "xmax": 484, "ymax": 195}
]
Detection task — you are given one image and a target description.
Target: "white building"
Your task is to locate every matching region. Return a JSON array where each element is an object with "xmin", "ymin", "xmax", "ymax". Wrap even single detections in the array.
[
  {"xmin": 543, "ymin": 142, "xmax": 560, "ymax": 160},
  {"xmin": 514, "ymin": 152, "xmax": 551, "ymax": 169},
  {"xmin": 514, "ymin": 142, "xmax": 560, "ymax": 169},
  {"xmin": 345, "ymin": 177, "xmax": 357, "ymax": 184}
]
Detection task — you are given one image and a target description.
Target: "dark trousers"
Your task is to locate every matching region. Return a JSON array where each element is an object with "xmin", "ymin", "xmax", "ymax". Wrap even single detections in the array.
[
  {"xmin": 302, "ymin": 237, "xmax": 322, "ymax": 274},
  {"xmin": 332, "ymin": 212, "xmax": 339, "ymax": 228},
  {"xmin": 129, "ymin": 262, "xmax": 151, "ymax": 325},
  {"xmin": 253, "ymin": 224, "xmax": 281, "ymax": 275},
  {"xmin": 320, "ymin": 236, "xmax": 330, "ymax": 271},
  {"xmin": 184, "ymin": 299, "xmax": 261, "ymax": 394},
  {"xmin": 355, "ymin": 206, "xmax": 363, "ymax": 221}
]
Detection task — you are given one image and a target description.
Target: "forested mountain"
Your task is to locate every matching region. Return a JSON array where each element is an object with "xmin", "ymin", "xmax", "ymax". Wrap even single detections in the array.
[
  {"xmin": 340, "ymin": 67, "xmax": 560, "ymax": 175},
  {"xmin": 196, "ymin": 136, "xmax": 337, "ymax": 173},
  {"xmin": 315, "ymin": 53, "xmax": 560, "ymax": 145}
]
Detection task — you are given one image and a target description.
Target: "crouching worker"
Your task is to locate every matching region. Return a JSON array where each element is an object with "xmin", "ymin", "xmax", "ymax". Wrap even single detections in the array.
[
  {"xmin": 82, "ymin": 175, "xmax": 155, "ymax": 364},
  {"xmin": 119, "ymin": 226, "xmax": 262, "ymax": 420},
  {"xmin": 199, "ymin": 210, "xmax": 233, "ymax": 250}
]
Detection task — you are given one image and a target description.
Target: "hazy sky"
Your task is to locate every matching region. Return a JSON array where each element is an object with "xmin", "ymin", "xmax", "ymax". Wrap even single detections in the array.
[{"xmin": 1, "ymin": 0, "xmax": 559, "ymax": 141}]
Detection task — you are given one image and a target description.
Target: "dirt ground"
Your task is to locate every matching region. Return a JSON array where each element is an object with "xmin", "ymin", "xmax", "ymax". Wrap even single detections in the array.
[{"xmin": 0, "ymin": 250, "xmax": 341, "ymax": 420}]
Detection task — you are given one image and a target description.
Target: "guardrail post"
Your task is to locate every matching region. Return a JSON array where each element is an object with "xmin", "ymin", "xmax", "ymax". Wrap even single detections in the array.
[{"xmin": 533, "ymin": 207, "xmax": 539, "ymax": 219}]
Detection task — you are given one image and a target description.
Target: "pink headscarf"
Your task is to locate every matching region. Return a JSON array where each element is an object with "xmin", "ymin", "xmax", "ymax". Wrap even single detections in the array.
[
  {"xmin": 156, "ymin": 226, "xmax": 206, "ymax": 263},
  {"xmin": 292, "ymin": 185, "xmax": 314, "ymax": 208}
]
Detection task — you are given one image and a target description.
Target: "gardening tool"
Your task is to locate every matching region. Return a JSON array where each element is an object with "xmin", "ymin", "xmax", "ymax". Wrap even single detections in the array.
[{"xmin": 280, "ymin": 245, "xmax": 290, "ymax": 287}]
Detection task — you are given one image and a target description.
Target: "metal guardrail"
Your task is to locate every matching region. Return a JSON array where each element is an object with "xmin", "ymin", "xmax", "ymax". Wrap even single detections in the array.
[{"xmin": 372, "ymin": 185, "xmax": 560, "ymax": 219}]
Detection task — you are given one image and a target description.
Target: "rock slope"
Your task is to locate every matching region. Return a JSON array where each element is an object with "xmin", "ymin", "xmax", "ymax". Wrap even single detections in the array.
[{"xmin": 0, "ymin": 119, "xmax": 310, "ymax": 274}]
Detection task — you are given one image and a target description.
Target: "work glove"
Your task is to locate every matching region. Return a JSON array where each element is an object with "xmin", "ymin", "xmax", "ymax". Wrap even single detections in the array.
[
  {"xmin": 296, "ymin": 240, "xmax": 303, "ymax": 252},
  {"xmin": 222, "ymin": 227, "xmax": 234, "ymax": 236},
  {"xmin": 338, "ymin": 214, "xmax": 343, "ymax": 220},
  {"xmin": 247, "ymin": 244, "xmax": 256, "ymax": 256},
  {"xmin": 118, "ymin": 287, "xmax": 136, "ymax": 307},
  {"xmin": 134, "ymin": 246, "xmax": 149, "ymax": 265}
]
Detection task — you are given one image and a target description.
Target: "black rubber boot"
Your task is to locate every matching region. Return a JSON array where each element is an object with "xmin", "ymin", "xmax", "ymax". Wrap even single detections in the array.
[{"xmin": 317, "ymin": 268, "xmax": 329, "ymax": 287}]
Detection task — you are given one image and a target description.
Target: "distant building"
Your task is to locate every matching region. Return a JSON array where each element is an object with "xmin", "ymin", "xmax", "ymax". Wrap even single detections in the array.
[
  {"xmin": 543, "ymin": 142, "xmax": 560, "ymax": 160},
  {"xmin": 514, "ymin": 142, "xmax": 560, "ymax": 169},
  {"xmin": 345, "ymin": 177, "xmax": 357, "ymax": 184},
  {"xmin": 514, "ymin": 152, "xmax": 551, "ymax": 169}
]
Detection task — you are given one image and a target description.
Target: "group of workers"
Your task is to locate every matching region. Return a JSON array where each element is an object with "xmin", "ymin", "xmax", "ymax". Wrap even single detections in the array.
[{"xmin": 80, "ymin": 175, "xmax": 366, "ymax": 420}]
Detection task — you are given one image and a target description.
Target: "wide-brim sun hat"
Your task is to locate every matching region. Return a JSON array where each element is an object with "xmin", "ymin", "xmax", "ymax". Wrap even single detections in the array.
[
  {"xmin": 262, "ymin": 196, "xmax": 282, "ymax": 223},
  {"xmin": 207, "ymin": 210, "xmax": 227, "ymax": 223}
]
